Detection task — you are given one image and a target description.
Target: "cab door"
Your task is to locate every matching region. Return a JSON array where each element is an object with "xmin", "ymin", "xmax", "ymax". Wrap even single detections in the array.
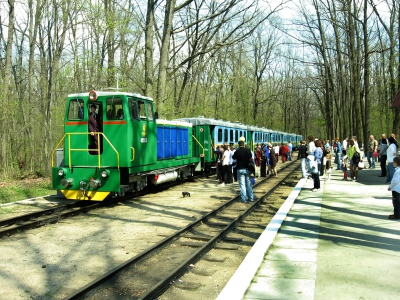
[{"xmin": 129, "ymin": 98, "xmax": 157, "ymax": 168}]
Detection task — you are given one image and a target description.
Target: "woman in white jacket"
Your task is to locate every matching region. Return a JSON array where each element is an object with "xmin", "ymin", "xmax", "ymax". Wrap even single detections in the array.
[{"xmin": 307, "ymin": 136, "xmax": 316, "ymax": 154}]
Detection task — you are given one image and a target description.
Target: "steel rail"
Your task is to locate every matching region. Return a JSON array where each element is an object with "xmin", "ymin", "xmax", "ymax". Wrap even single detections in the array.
[
  {"xmin": 63, "ymin": 161, "xmax": 299, "ymax": 300},
  {"xmin": 0, "ymin": 173, "xmax": 212, "ymax": 238},
  {"xmin": 0, "ymin": 202, "xmax": 83, "ymax": 229},
  {"xmin": 139, "ymin": 162, "xmax": 299, "ymax": 300}
]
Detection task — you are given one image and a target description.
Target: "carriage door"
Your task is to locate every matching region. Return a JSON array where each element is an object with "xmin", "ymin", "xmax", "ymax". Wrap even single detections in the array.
[{"xmin": 88, "ymin": 102, "xmax": 103, "ymax": 155}]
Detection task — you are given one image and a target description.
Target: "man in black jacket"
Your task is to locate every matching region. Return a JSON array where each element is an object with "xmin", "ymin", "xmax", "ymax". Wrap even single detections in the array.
[
  {"xmin": 298, "ymin": 140, "xmax": 308, "ymax": 178},
  {"xmin": 232, "ymin": 141, "xmax": 254, "ymax": 203}
]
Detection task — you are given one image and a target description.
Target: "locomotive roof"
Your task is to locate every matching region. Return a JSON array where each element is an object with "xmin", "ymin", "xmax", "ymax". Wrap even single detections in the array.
[{"xmin": 68, "ymin": 91, "xmax": 154, "ymax": 101}]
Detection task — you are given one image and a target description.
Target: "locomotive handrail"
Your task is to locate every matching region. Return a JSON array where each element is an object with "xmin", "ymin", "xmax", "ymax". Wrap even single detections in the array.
[
  {"xmin": 131, "ymin": 147, "xmax": 135, "ymax": 162},
  {"xmin": 192, "ymin": 135, "xmax": 205, "ymax": 157},
  {"xmin": 51, "ymin": 132, "xmax": 120, "ymax": 169}
]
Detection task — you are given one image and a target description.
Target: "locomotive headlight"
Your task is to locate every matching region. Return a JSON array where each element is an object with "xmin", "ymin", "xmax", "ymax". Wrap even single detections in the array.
[
  {"xmin": 90, "ymin": 179, "xmax": 101, "ymax": 188},
  {"xmin": 58, "ymin": 169, "xmax": 65, "ymax": 176},
  {"xmin": 101, "ymin": 170, "xmax": 109, "ymax": 178},
  {"xmin": 60, "ymin": 178, "xmax": 73, "ymax": 187}
]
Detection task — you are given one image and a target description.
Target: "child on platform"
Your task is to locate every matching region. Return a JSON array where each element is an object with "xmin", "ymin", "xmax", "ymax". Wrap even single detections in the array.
[
  {"xmin": 341, "ymin": 150, "xmax": 348, "ymax": 181},
  {"xmin": 387, "ymin": 156, "xmax": 400, "ymax": 219},
  {"xmin": 326, "ymin": 153, "xmax": 332, "ymax": 181}
]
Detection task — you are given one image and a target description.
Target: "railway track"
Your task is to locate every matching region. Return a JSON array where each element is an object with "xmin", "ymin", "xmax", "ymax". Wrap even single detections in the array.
[
  {"xmin": 0, "ymin": 174, "xmax": 208, "ymax": 238},
  {"xmin": 63, "ymin": 161, "xmax": 300, "ymax": 300}
]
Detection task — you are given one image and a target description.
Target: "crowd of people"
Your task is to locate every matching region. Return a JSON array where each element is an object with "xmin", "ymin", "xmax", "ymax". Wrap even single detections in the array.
[
  {"xmin": 214, "ymin": 139, "xmax": 296, "ymax": 203},
  {"xmin": 302, "ymin": 133, "xmax": 400, "ymax": 219},
  {"xmin": 213, "ymin": 133, "xmax": 400, "ymax": 219}
]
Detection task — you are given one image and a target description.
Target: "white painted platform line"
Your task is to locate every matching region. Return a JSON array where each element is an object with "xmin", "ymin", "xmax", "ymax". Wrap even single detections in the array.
[{"xmin": 216, "ymin": 178, "xmax": 307, "ymax": 300}]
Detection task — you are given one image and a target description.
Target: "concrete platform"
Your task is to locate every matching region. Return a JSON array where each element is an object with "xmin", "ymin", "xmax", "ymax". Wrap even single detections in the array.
[{"xmin": 217, "ymin": 163, "xmax": 400, "ymax": 300}]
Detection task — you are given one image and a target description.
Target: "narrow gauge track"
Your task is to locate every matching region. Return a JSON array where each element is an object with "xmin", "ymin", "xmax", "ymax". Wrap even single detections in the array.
[
  {"xmin": 64, "ymin": 161, "xmax": 300, "ymax": 300},
  {"xmin": 0, "ymin": 174, "xmax": 207, "ymax": 238}
]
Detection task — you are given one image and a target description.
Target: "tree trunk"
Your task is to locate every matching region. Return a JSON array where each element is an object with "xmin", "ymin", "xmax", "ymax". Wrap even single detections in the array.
[
  {"xmin": 145, "ymin": 0, "xmax": 156, "ymax": 97},
  {"xmin": 0, "ymin": 0, "xmax": 15, "ymax": 173},
  {"xmin": 362, "ymin": 0, "xmax": 371, "ymax": 152},
  {"xmin": 157, "ymin": 0, "xmax": 176, "ymax": 113}
]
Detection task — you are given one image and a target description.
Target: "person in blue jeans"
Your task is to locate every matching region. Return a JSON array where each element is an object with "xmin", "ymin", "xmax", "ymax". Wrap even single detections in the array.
[
  {"xmin": 232, "ymin": 140, "xmax": 254, "ymax": 203},
  {"xmin": 297, "ymin": 140, "xmax": 308, "ymax": 178},
  {"xmin": 386, "ymin": 137, "xmax": 398, "ymax": 183},
  {"xmin": 334, "ymin": 138, "xmax": 342, "ymax": 170},
  {"xmin": 287, "ymin": 142, "xmax": 293, "ymax": 161},
  {"xmin": 311, "ymin": 140, "xmax": 323, "ymax": 192}
]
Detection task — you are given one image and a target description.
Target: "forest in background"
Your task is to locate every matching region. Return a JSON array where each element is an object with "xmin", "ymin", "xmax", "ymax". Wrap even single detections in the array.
[{"xmin": 0, "ymin": 0, "xmax": 399, "ymax": 178}]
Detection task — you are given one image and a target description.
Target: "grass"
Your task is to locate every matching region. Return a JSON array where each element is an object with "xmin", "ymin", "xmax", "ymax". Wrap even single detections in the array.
[{"xmin": 0, "ymin": 177, "xmax": 54, "ymax": 204}]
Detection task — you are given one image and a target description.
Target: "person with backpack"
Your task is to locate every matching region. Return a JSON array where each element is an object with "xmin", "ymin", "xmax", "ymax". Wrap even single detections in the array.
[{"xmin": 347, "ymin": 139, "xmax": 362, "ymax": 181}]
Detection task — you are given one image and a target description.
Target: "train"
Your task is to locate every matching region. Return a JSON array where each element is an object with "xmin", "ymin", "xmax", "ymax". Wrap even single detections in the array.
[{"xmin": 51, "ymin": 90, "xmax": 302, "ymax": 200}]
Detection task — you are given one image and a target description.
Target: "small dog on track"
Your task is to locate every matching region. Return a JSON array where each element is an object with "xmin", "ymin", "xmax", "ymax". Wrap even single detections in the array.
[{"xmin": 182, "ymin": 192, "xmax": 190, "ymax": 197}]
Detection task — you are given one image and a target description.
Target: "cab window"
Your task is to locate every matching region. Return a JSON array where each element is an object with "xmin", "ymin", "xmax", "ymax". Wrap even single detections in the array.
[
  {"xmin": 129, "ymin": 98, "xmax": 139, "ymax": 120},
  {"xmin": 106, "ymin": 98, "xmax": 123, "ymax": 120},
  {"xmin": 68, "ymin": 99, "xmax": 84, "ymax": 120},
  {"xmin": 145, "ymin": 102, "xmax": 154, "ymax": 120},
  {"xmin": 138, "ymin": 101, "xmax": 146, "ymax": 119}
]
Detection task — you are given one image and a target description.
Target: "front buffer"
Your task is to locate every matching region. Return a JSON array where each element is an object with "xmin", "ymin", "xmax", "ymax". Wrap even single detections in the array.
[{"xmin": 52, "ymin": 167, "xmax": 120, "ymax": 201}]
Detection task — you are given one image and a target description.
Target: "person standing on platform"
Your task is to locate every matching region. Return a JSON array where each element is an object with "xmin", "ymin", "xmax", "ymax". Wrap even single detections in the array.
[
  {"xmin": 267, "ymin": 144, "xmax": 278, "ymax": 177},
  {"xmin": 386, "ymin": 137, "xmax": 398, "ymax": 183},
  {"xmin": 378, "ymin": 138, "xmax": 388, "ymax": 177},
  {"xmin": 391, "ymin": 133, "xmax": 398, "ymax": 148},
  {"xmin": 255, "ymin": 144, "xmax": 261, "ymax": 178},
  {"xmin": 274, "ymin": 144, "xmax": 279, "ymax": 161},
  {"xmin": 287, "ymin": 141, "xmax": 293, "ymax": 161},
  {"xmin": 325, "ymin": 153, "xmax": 333, "ymax": 181},
  {"xmin": 367, "ymin": 135, "xmax": 378, "ymax": 169},
  {"xmin": 341, "ymin": 149, "xmax": 349, "ymax": 180},
  {"xmin": 231, "ymin": 145, "xmax": 237, "ymax": 182},
  {"xmin": 232, "ymin": 140, "xmax": 254, "ymax": 203},
  {"xmin": 334, "ymin": 138, "xmax": 342, "ymax": 170},
  {"xmin": 222, "ymin": 145, "xmax": 231, "ymax": 186},
  {"xmin": 387, "ymin": 156, "xmax": 400, "ymax": 219},
  {"xmin": 307, "ymin": 136, "xmax": 316, "ymax": 154},
  {"xmin": 347, "ymin": 139, "xmax": 362, "ymax": 181},
  {"xmin": 311, "ymin": 140, "xmax": 323, "ymax": 191},
  {"xmin": 342, "ymin": 137, "xmax": 348, "ymax": 151},
  {"xmin": 260, "ymin": 143, "xmax": 267, "ymax": 177},
  {"xmin": 298, "ymin": 140, "xmax": 308, "ymax": 178}
]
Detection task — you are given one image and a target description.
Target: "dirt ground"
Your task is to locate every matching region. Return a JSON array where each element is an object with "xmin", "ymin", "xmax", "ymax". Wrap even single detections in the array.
[
  {"xmin": 0, "ymin": 175, "xmax": 240, "ymax": 299},
  {"xmin": 0, "ymin": 162, "xmax": 300, "ymax": 300}
]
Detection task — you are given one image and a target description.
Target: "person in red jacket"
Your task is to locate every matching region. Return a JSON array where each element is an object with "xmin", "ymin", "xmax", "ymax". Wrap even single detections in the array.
[{"xmin": 280, "ymin": 143, "xmax": 289, "ymax": 163}]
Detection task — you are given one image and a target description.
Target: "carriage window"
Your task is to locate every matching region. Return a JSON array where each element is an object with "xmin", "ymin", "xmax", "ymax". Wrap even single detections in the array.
[
  {"xmin": 106, "ymin": 98, "xmax": 123, "ymax": 119},
  {"xmin": 68, "ymin": 99, "xmax": 84, "ymax": 120},
  {"xmin": 224, "ymin": 129, "xmax": 228, "ymax": 143},
  {"xmin": 217, "ymin": 128, "xmax": 222, "ymax": 143},
  {"xmin": 145, "ymin": 102, "xmax": 154, "ymax": 120},
  {"xmin": 230, "ymin": 130, "xmax": 234, "ymax": 142}
]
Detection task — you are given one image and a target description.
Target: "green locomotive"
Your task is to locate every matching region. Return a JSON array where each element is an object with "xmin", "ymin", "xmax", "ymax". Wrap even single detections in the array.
[
  {"xmin": 52, "ymin": 90, "xmax": 302, "ymax": 201},
  {"xmin": 52, "ymin": 90, "xmax": 200, "ymax": 200}
]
